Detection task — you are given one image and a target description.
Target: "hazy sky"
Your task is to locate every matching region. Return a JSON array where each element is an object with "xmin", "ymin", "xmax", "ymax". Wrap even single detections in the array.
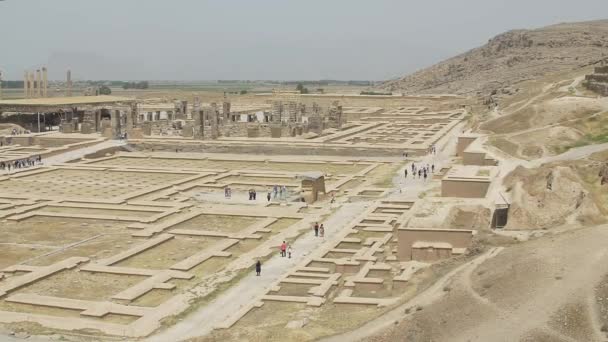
[{"xmin": 0, "ymin": 0, "xmax": 607, "ymax": 81}]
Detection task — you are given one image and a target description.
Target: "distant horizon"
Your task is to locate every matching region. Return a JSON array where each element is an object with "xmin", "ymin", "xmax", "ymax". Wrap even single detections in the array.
[
  {"xmin": 1, "ymin": 0, "xmax": 607, "ymax": 81},
  {"xmin": 1, "ymin": 79, "xmax": 380, "ymax": 83}
]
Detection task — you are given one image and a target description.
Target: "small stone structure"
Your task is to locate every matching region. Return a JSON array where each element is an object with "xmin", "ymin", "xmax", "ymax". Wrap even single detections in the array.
[
  {"xmin": 397, "ymin": 228, "xmax": 473, "ymax": 261},
  {"xmin": 441, "ymin": 165, "xmax": 494, "ymax": 198},
  {"xmin": 298, "ymin": 172, "xmax": 326, "ymax": 203},
  {"xmin": 584, "ymin": 59, "xmax": 608, "ymax": 96}
]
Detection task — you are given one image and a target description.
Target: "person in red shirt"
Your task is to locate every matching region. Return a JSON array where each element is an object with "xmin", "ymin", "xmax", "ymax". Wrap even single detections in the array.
[{"xmin": 280, "ymin": 241, "xmax": 287, "ymax": 257}]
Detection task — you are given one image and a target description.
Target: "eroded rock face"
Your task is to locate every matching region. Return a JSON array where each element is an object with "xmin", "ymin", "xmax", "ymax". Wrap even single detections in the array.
[
  {"xmin": 504, "ymin": 166, "xmax": 604, "ymax": 229},
  {"xmin": 600, "ymin": 163, "xmax": 608, "ymax": 185},
  {"xmin": 381, "ymin": 20, "xmax": 608, "ymax": 96}
]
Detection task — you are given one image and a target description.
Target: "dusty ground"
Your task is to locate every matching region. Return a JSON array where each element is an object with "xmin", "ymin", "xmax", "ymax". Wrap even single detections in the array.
[{"xmin": 362, "ymin": 224, "xmax": 608, "ymax": 342}]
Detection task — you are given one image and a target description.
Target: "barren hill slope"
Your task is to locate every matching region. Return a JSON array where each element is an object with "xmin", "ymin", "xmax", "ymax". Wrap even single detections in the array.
[{"xmin": 381, "ymin": 20, "xmax": 608, "ymax": 95}]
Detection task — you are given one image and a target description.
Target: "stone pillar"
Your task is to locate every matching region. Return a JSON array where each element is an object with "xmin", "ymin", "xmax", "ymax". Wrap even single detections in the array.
[
  {"xmin": 193, "ymin": 110, "xmax": 204, "ymax": 140},
  {"xmin": 24, "ymin": 71, "xmax": 29, "ymax": 98},
  {"xmin": 110, "ymin": 109, "xmax": 121, "ymax": 139},
  {"xmin": 222, "ymin": 98, "xmax": 231, "ymax": 120},
  {"xmin": 42, "ymin": 67, "xmax": 48, "ymax": 98},
  {"xmin": 30, "ymin": 73, "xmax": 35, "ymax": 98},
  {"xmin": 124, "ymin": 106, "xmax": 133, "ymax": 132},
  {"xmin": 36, "ymin": 69, "xmax": 42, "ymax": 98},
  {"xmin": 66, "ymin": 70, "xmax": 72, "ymax": 97},
  {"xmin": 29, "ymin": 72, "xmax": 35, "ymax": 98},
  {"xmin": 202, "ymin": 106, "xmax": 218, "ymax": 140},
  {"xmin": 94, "ymin": 110, "xmax": 101, "ymax": 132},
  {"xmin": 271, "ymin": 101, "xmax": 282, "ymax": 123},
  {"xmin": 192, "ymin": 97, "xmax": 201, "ymax": 121}
]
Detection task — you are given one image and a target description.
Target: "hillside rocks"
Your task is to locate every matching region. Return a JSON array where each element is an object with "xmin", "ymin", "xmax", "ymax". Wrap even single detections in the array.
[{"xmin": 382, "ymin": 20, "xmax": 608, "ymax": 96}]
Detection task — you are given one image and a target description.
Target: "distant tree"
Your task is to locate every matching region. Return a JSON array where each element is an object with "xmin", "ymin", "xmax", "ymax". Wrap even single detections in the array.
[
  {"xmin": 240, "ymin": 90, "xmax": 248, "ymax": 95},
  {"xmin": 317, "ymin": 88, "xmax": 325, "ymax": 94},
  {"xmin": 122, "ymin": 81, "xmax": 149, "ymax": 90},
  {"xmin": 296, "ymin": 83, "xmax": 309, "ymax": 94},
  {"xmin": 99, "ymin": 85, "xmax": 112, "ymax": 95}
]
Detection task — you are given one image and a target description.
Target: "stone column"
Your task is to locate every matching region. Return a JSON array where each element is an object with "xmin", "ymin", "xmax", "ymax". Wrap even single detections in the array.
[
  {"xmin": 35, "ymin": 70, "xmax": 40, "ymax": 97},
  {"xmin": 193, "ymin": 109, "xmax": 204, "ymax": 140},
  {"xmin": 66, "ymin": 70, "xmax": 72, "ymax": 97},
  {"xmin": 24, "ymin": 71, "xmax": 29, "ymax": 98},
  {"xmin": 110, "ymin": 109, "xmax": 121, "ymax": 139},
  {"xmin": 222, "ymin": 98, "xmax": 231, "ymax": 121},
  {"xmin": 94, "ymin": 110, "xmax": 101, "ymax": 132},
  {"xmin": 29, "ymin": 72, "xmax": 35, "ymax": 98},
  {"xmin": 125, "ymin": 103, "xmax": 134, "ymax": 133},
  {"xmin": 42, "ymin": 67, "xmax": 48, "ymax": 98}
]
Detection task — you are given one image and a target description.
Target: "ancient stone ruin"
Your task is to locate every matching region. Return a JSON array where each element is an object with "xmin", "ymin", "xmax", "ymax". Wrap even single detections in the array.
[{"xmin": 584, "ymin": 59, "xmax": 608, "ymax": 96}]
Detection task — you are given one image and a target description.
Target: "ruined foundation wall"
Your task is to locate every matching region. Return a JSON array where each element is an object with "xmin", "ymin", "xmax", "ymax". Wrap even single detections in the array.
[
  {"xmin": 129, "ymin": 141, "xmax": 403, "ymax": 157},
  {"xmin": 397, "ymin": 229, "xmax": 472, "ymax": 261},
  {"xmin": 441, "ymin": 179, "xmax": 490, "ymax": 198}
]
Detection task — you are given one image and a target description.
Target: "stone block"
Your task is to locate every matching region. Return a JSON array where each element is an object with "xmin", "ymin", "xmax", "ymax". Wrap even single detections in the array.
[
  {"xmin": 270, "ymin": 125, "xmax": 282, "ymax": 138},
  {"xmin": 247, "ymin": 126, "xmax": 260, "ymax": 138},
  {"xmin": 129, "ymin": 128, "xmax": 144, "ymax": 139},
  {"xmin": 80, "ymin": 122, "xmax": 94, "ymax": 134}
]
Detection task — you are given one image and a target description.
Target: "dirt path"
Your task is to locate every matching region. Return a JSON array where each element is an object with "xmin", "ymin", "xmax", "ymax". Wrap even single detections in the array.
[
  {"xmin": 147, "ymin": 202, "xmax": 368, "ymax": 342},
  {"xmin": 0, "ymin": 139, "xmax": 125, "ymax": 176},
  {"xmin": 363, "ymin": 224, "xmax": 608, "ymax": 342},
  {"xmin": 320, "ymin": 247, "xmax": 504, "ymax": 342}
]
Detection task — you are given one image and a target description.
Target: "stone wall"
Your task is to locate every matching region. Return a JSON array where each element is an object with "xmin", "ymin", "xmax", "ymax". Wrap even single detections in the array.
[
  {"xmin": 129, "ymin": 141, "xmax": 403, "ymax": 157},
  {"xmin": 441, "ymin": 179, "xmax": 490, "ymax": 198},
  {"xmin": 584, "ymin": 65, "xmax": 608, "ymax": 96},
  {"xmin": 397, "ymin": 228, "xmax": 473, "ymax": 261}
]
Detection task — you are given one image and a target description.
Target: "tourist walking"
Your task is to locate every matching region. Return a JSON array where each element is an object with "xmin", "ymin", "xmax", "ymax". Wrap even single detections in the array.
[
  {"xmin": 280, "ymin": 241, "xmax": 287, "ymax": 257},
  {"xmin": 287, "ymin": 244, "xmax": 293, "ymax": 258},
  {"xmin": 267, "ymin": 191, "xmax": 271, "ymax": 202},
  {"xmin": 255, "ymin": 260, "xmax": 261, "ymax": 276},
  {"xmin": 404, "ymin": 169, "xmax": 408, "ymax": 178},
  {"xmin": 319, "ymin": 224, "xmax": 325, "ymax": 237},
  {"xmin": 314, "ymin": 222, "xmax": 319, "ymax": 237}
]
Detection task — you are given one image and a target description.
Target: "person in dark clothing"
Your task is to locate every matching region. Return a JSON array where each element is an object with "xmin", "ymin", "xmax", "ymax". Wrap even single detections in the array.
[
  {"xmin": 404, "ymin": 169, "xmax": 408, "ymax": 178},
  {"xmin": 255, "ymin": 260, "xmax": 261, "ymax": 276},
  {"xmin": 314, "ymin": 222, "xmax": 319, "ymax": 237}
]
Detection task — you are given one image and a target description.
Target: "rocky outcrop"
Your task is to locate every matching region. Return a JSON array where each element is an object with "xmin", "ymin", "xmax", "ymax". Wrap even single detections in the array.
[
  {"xmin": 600, "ymin": 163, "xmax": 608, "ymax": 185},
  {"xmin": 381, "ymin": 20, "xmax": 608, "ymax": 96},
  {"xmin": 584, "ymin": 64, "xmax": 608, "ymax": 96}
]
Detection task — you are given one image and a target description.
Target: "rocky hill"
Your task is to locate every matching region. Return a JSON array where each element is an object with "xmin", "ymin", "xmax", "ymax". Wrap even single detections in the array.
[{"xmin": 381, "ymin": 20, "xmax": 608, "ymax": 96}]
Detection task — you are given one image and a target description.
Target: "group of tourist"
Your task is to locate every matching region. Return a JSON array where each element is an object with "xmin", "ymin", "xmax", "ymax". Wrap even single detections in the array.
[
  {"xmin": 313, "ymin": 222, "xmax": 325, "ymax": 237},
  {"xmin": 0, "ymin": 155, "xmax": 42, "ymax": 173},
  {"xmin": 255, "ymin": 221, "xmax": 327, "ymax": 277},
  {"xmin": 221, "ymin": 184, "xmax": 290, "ymax": 202},
  {"xmin": 10, "ymin": 128, "xmax": 31, "ymax": 136},
  {"xmin": 405, "ymin": 162, "xmax": 434, "ymax": 181},
  {"xmin": 268, "ymin": 185, "xmax": 289, "ymax": 201},
  {"xmin": 280, "ymin": 241, "xmax": 293, "ymax": 258}
]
